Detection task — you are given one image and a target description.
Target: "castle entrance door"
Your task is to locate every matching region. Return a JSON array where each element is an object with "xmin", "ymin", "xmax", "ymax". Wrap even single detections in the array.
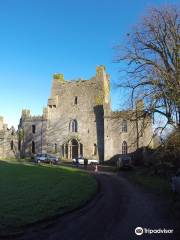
[{"xmin": 71, "ymin": 139, "xmax": 78, "ymax": 159}]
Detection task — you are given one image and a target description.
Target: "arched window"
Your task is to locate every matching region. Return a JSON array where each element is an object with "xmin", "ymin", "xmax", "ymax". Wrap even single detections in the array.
[
  {"xmin": 32, "ymin": 141, "xmax": 35, "ymax": 154},
  {"xmin": 69, "ymin": 119, "xmax": 78, "ymax": 132},
  {"xmin": 122, "ymin": 141, "xmax": 128, "ymax": 155},
  {"xmin": 122, "ymin": 120, "xmax": 127, "ymax": 132},
  {"xmin": 10, "ymin": 140, "xmax": 14, "ymax": 150}
]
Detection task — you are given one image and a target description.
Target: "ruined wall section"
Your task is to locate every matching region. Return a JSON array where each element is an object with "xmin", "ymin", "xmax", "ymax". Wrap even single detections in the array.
[
  {"xmin": 0, "ymin": 116, "xmax": 18, "ymax": 159},
  {"xmin": 19, "ymin": 109, "xmax": 48, "ymax": 157}
]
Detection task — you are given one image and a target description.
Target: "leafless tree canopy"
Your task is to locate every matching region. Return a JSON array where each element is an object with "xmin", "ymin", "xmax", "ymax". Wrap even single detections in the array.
[{"xmin": 115, "ymin": 5, "xmax": 180, "ymax": 131}]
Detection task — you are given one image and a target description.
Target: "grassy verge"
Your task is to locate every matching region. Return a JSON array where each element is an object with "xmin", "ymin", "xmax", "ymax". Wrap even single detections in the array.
[
  {"xmin": 0, "ymin": 161, "xmax": 97, "ymax": 235},
  {"xmin": 125, "ymin": 167, "xmax": 180, "ymax": 220},
  {"xmin": 125, "ymin": 167, "xmax": 171, "ymax": 196}
]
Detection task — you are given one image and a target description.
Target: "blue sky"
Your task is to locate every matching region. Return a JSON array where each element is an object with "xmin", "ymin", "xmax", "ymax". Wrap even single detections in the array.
[{"xmin": 0, "ymin": 0, "xmax": 179, "ymax": 128}]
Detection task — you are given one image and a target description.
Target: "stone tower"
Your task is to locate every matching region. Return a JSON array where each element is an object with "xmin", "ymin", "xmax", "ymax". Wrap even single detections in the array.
[{"xmin": 17, "ymin": 65, "xmax": 153, "ymax": 162}]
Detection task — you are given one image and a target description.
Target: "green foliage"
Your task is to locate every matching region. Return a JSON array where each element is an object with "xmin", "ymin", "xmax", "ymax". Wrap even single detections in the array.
[
  {"xmin": 53, "ymin": 73, "xmax": 64, "ymax": 81},
  {"xmin": 0, "ymin": 162, "xmax": 97, "ymax": 235},
  {"xmin": 135, "ymin": 130, "xmax": 180, "ymax": 171}
]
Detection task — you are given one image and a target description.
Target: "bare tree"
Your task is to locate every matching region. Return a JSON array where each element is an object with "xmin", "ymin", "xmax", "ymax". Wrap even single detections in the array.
[{"xmin": 115, "ymin": 5, "xmax": 180, "ymax": 134}]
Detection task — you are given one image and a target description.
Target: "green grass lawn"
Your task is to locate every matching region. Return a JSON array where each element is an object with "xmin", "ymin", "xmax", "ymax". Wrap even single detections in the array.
[{"xmin": 0, "ymin": 161, "xmax": 97, "ymax": 235}]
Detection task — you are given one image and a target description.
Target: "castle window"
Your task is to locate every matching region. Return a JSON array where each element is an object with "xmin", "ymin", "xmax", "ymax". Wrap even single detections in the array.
[
  {"xmin": 93, "ymin": 144, "xmax": 97, "ymax": 155},
  {"xmin": 122, "ymin": 120, "xmax": 127, "ymax": 132},
  {"xmin": 32, "ymin": 141, "xmax": 35, "ymax": 154},
  {"xmin": 18, "ymin": 140, "xmax": 21, "ymax": 151},
  {"xmin": 74, "ymin": 96, "xmax": 78, "ymax": 105},
  {"xmin": 10, "ymin": 140, "xmax": 14, "ymax": 150},
  {"xmin": 54, "ymin": 143, "xmax": 57, "ymax": 153},
  {"xmin": 32, "ymin": 125, "xmax": 36, "ymax": 134},
  {"xmin": 122, "ymin": 141, "xmax": 128, "ymax": 155},
  {"xmin": 69, "ymin": 119, "xmax": 78, "ymax": 132},
  {"xmin": 80, "ymin": 143, "xmax": 83, "ymax": 156}
]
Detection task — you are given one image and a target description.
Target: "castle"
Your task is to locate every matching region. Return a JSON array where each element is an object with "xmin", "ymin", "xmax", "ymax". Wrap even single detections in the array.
[{"xmin": 0, "ymin": 66, "xmax": 153, "ymax": 161}]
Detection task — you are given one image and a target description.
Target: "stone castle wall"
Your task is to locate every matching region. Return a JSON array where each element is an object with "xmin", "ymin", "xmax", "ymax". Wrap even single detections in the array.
[
  {"xmin": 0, "ymin": 66, "xmax": 154, "ymax": 161},
  {"xmin": 0, "ymin": 117, "xmax": 18, "ymax": 159}
]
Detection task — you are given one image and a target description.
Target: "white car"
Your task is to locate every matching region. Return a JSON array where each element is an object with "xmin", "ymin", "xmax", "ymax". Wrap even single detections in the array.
[
  {"xmin": 72, "ymin": 157, "xmax": 84, "ymax": 165},
  {"xmin": 72, "ymin": 157, "xmax": 99, "ymax": 165},
  {"xmin": 171, "ymin": 169, "xmax": 180, "ymax": 193},
  {"xmin": 88, "ymin": 159, "xmax": 99, "ymax": 165}
]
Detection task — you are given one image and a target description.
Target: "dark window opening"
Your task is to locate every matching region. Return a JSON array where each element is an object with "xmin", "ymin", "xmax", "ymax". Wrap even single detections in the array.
[
  {"xmin": 65, "ymin": 144, "xmax": 68, "ymax": 158},
  {"xmin": 32, "ymin": 125, "xmax": 36, "ymax": 134},
  {"xmin": 54, "ymin": 143, "xmax": 57, "ymax": 153},
  {"xmin": 32, "ymin": 141, "xmax": 35, "ymax": 154},
  {"xmin": 10, "ymin": 140, "xmax": 14, "ymax": 150},
  {"xmin": 80, "ymin": 143, "xmax": 83, "ymax": 156},
  {"xmin": 74, "ymin": 96, "xmax": 78, "ymax": 105},
  {"xmin": 93, "ymin": 143, "xmax": 97, "ymax": 155},
  {"xmin": 18, "ymin": 140, "xmax": 21, "ymax": 151}
]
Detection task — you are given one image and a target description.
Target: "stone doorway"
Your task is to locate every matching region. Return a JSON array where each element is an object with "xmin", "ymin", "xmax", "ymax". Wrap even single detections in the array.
[
  {"xmin": 62, "ymin": 138, "xmax": 83, "ymax": 159},
  {"xmin": 71, "ymin": 139, "xmax": 78, "ymax": 159}
]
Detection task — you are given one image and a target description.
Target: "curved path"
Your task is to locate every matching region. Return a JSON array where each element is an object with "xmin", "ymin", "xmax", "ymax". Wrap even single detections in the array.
[{"xmin": 12, "ymin": 171, "xmax": 179, "ymax": 240}]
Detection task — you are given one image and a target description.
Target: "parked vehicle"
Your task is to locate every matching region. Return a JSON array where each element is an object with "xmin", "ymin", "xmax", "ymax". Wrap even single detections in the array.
[
  {"xmin": 88, "ymin": 159, "xmax": 99, "ymax": 165},
  {"xmin": 72, "ymin": 157, "xmax": 99, "ymax": 165},
  {"xmin": 117, "ymin": 156, "xmax": 132, "ymax": 169},
  {"xmin": 35, "ymin": 154, "xmax": 59, "ymax": 164},
  {"xmin": 171, "ymin": 169, "xmax": 180, "ymax": 194},
  {"xmin": 35, "ymin": 154, "xmax": 49, "ymax": 163},
  {"xmin": 47, "ymin": 155, "xmax": 59, "ymax": 164}
]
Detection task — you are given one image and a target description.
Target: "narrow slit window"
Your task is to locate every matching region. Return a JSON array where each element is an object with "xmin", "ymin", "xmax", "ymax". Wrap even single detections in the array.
[
  {"xmin": 93, "ymin": 144, "xmax": 97, "ymax": 155},
  {"xmin": 10, "ymin": 140, "xmax": 14, "ymax": 150},
  {"xmin": 74, "ymin": 96, "xmax": 78, "ymax": 105},
  {"xmin": 32, "ymin": 125, "xmax": 36, "ymax": 134},
  {"xmin": 32, "ymin": 141, "xmax": 35, "ymax": 154},
  {"xmin": 54, "ymin": 143, "xmax": 57, "ymax": 153}
]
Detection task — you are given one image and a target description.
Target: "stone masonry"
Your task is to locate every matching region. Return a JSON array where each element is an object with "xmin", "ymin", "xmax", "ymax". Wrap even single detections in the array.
[
  {"xmin": 0, "ymin": 117, "xmax": 18, "ymax": 159},
  {"xmin": 0, "ymin": 66, "xmax": 154, "ymax": 161}
]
